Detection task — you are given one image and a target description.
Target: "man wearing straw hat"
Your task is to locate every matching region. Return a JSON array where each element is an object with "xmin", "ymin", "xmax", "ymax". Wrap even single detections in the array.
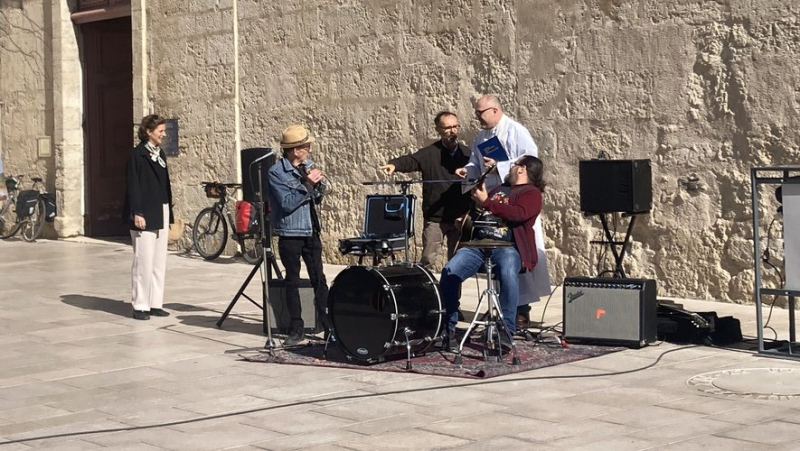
[{"xmin": 268, "ymin": 125, "xmax": 331, "ymax": 346}]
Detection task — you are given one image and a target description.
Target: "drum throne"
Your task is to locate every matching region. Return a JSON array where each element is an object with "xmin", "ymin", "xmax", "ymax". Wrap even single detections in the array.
[{"xmin": 453, "ymin": 245, "xmax": 521, "ymax": 365}]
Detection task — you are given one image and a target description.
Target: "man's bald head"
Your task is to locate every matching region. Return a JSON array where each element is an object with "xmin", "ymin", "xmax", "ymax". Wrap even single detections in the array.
[{"xmin": 474, "ymin": 94, "xmax": 504, "ymax": 129}]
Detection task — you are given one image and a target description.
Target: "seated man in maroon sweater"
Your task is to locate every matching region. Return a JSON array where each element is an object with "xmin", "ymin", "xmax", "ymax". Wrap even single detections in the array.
[{"xmin": 439, "ymin": 155, "xmax": 546, "ymax": 349}]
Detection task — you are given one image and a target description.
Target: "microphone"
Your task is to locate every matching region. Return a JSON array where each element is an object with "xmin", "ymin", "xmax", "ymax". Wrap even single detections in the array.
[{"xmin": 250, "ymin": 149, "xmax": 276, "ymax": 165}]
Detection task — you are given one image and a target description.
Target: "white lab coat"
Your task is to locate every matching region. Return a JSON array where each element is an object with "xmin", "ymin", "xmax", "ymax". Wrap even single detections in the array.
[{"xmin": 467, "ymin": 114, "xmax": 552, "ymax": 303}]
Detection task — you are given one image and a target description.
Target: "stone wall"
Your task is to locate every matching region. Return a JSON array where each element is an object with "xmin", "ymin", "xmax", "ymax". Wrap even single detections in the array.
[
  {"xmin": 0, "ymin": 1, "xmax": 50, "ymax": 191},
  {"xmin": 0, "ymin": 0, "xmax": 83, "ymax": 237},
  {"xmin": 3, "ymin": 0, "xmax": 798, "ymax": 303},
  {"xmin": 148, "ymin": 0, "xmax": 800, "ymax": 302}
]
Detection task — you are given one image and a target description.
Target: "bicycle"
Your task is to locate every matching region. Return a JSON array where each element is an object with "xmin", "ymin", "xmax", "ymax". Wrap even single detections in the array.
[
  {"xmin": 0, "ymin": 175, "xmax": 46, "ymax": 242},
  {"xmin": 192, "ymin": 181, "xmax": 263, "ymax": 264}
]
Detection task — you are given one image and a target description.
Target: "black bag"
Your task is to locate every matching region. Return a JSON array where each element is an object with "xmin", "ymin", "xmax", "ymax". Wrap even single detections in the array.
[
  {"xmin": 16, "ymin": 190, "xmax": 39, "ymax": 218},
  {"xmin": 42, "ymin": 193, "xmax": 57, "ymax": 222}
]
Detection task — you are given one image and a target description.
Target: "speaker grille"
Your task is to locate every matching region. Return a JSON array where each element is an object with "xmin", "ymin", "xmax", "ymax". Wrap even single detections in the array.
[
  {"xmin": 241, "ymin": 148, "xmax": 275, "ymax": 203},
  {"xmin": 563, "ymin": 277, "xmax": 657, "ymax": 347},
  {"xmin": 579, "ymin": 159, "xmax": 652, "ymax": 214}
]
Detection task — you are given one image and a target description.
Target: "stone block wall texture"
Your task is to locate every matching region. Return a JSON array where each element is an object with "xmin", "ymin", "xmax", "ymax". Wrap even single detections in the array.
[
  {"xmin": 0, "ymin": 1, "xmax": 51, "ymax": 190},
  {"xmin": 161, "ymin": 0, "xmax": 798, "ymax": 304},
  {"xmin": 3, "ymin": 0, "xmax": 799, "ymax": 304}
]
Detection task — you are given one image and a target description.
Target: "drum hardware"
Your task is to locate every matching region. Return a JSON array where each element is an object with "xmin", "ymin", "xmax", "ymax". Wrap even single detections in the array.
[
  {"xmin": 404, "ymin": 328, "xmax": 414, "ymax": 370},
  {"xmin": 453, "ymin": 247, "xmax": 521, "ymax": 366}
]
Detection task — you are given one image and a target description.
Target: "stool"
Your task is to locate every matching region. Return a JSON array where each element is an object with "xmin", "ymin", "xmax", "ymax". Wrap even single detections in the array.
[{"xmin": 453, "ymin": 246, "xmax": 520, "ymax": 365}]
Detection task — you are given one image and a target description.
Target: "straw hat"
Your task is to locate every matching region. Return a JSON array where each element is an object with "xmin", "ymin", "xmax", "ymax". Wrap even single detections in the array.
[{"xmin": 280, "ymin": 125, "xmax": 316, "ymax": 149}]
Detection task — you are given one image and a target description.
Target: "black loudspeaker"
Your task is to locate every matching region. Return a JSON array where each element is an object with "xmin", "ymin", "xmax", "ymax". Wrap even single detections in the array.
[
  {"xmin": 241, "ymin": 148, "xmax": 276, "ymax": 203},
  {"xmin": 579, "ymin": 159, "xmax": 652, "ymax": 214},
  {"xmin": 267, "ymin": 278, "xmax": 321, "ymax": 334},
  {"xmin": 563, "ymin": 277, "xmax": 657, "ymax": 348}
]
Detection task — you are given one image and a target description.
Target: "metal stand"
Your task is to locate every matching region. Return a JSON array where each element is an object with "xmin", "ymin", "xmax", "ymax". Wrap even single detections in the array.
[
  {"xmin": 752, "ymin": 166, "xmax": 800, "ymax": 360},
  {"xmin": 453, "ymin": 248, "xmax": 520, "ymax": 365},
  {"xmin": 588, "ymin": 212, "xmax": 646, "ymax": 278},
  {"xmin": 216, "ymin": 161, "xmax": 283, "ymax": 351}
]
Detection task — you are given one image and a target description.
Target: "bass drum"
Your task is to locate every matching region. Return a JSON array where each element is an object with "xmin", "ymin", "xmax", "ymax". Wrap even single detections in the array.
[{"xmin": 328, "ymin": 264, "xmax": 442, "ymax": 362}]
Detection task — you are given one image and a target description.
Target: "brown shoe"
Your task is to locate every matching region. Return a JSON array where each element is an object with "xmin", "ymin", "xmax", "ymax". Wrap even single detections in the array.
[{"xmin": 516, "ymin": 312, "xmax": 530, "ymax": 330}]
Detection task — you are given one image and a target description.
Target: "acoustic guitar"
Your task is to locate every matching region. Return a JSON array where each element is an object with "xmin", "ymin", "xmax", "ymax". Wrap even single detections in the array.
[{"xmin": 455, "ymin": 166, "xmax": 500, "ymax": 248}]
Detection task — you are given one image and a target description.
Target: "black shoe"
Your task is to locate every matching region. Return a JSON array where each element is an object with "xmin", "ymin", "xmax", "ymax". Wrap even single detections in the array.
[
  {"xmin": 150, "ymin": 308, "xmax": 170, "ymax": 317},
  {"xmin": 499, "ymin": 333, "xmax": 514, "ymax": 352},
  {"xmin": 516, "ymin": 312, "xmax": 531, "ymax": 330},
  {"xmin": 457, "ymin": 309, "xmax": 465, "ymax": 322},
  {"xmin": 132, "ymin": 309, "xmax": 150, "ymax": 320},
  {"xmin": 283, "ymin": 329, "xmax": 304, "ymax": 346},
  {"xmin": 439, "ymin": 328, "xmax": 459, "ymax": 351}
]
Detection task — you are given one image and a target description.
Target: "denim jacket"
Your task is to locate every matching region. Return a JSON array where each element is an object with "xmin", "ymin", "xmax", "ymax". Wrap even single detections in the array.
[{"xmin": 267, "ymin": 158, "xmax": 328, "ymax": 237}]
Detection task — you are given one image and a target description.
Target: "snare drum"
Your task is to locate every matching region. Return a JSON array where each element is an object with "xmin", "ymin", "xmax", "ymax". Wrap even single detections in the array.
[{"xmin": 328, "ymin": 264, "xmax": 442, "ymax": 362}]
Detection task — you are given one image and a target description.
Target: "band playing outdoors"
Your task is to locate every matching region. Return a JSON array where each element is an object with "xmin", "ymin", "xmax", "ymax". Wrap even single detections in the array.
[
  {"xmin": 124, "ymin": 94, "xmax": 554, "ymax": 366},
  {"xmin": 254, "ymin": 93, "xmax": 553, "ymax": 366}
]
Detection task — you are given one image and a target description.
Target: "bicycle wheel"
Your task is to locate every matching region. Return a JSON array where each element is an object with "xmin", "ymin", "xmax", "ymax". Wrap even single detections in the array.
[
  {"xmin": 193, "ymin": 207, "xmax": 227, "ymax": 260},
  {"xmin": 21, "ymin": 198, "xmax": 46, "ymax": 242},
  {"xmin": 239, "ymin": 236, "xmax": 263, "ymax": 264},
  {"xmin": 0, "ymin": 197, "xmax": 21, "ymax": 239}
]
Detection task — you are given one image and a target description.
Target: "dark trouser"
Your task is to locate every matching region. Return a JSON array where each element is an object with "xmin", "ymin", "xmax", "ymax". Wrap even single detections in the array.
[{"xmin": 277, "ymin": 235, "xmax": 329, "ymax": 333}]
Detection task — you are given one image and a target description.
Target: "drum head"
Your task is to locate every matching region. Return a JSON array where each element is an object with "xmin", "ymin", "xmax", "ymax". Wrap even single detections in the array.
[{"xmin": 328, "ymin": 266, "xmax": 396, "ymax": 361}]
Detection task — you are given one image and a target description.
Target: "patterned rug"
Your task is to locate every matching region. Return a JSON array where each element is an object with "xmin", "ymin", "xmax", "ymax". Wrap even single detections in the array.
[{"xmin": 241, "ymin": 335, "xmax": 624, "ymax": 379}]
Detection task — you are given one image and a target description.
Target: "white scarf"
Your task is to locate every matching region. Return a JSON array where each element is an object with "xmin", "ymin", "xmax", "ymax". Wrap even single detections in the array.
[{"xmin": 145, "ymin": 142, "xmax": 166, "ymax": 168}]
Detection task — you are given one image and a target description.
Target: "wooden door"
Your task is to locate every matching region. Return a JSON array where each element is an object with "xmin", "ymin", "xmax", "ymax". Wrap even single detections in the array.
[{"xmin": 83, "ymin": 17, "xmax": 133, "ymax": 236}]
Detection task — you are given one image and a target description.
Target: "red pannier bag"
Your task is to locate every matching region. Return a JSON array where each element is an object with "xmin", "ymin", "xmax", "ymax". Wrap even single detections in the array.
[{"xmin": 235, "ymin": 200, "xmax": 259, "ymax": 234}]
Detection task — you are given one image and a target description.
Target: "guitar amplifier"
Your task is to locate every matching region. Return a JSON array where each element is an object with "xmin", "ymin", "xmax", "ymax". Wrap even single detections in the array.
[{"xmin": 563, "ymin": 277, "xmax": 657, "ymax": 348}]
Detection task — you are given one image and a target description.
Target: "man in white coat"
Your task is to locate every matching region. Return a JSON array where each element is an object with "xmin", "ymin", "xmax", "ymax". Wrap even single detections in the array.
[{"xmin": 455, "ymin": 94, "xmax": 552, "ymax": 328}]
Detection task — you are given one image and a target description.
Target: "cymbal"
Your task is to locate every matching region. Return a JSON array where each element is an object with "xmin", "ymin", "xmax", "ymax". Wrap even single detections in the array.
[{"xmin": 361, "ymin": 178, "xmax": 479, "ymax": 186}]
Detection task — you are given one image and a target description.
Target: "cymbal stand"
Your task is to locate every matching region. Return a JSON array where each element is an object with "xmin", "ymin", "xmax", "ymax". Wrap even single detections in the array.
[{"xmin": 396, "ymin": 180, "xmax": 414, "ymax": 263}]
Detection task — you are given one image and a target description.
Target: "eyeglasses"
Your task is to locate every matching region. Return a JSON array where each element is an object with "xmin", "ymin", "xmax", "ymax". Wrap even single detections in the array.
[
  {"xmin": 438, "ymin": 124, "xmax": 459, "ymax": 131},
  {"xmin": 474, "ymin": 107, "xmax": 495, "ymax": 117}
]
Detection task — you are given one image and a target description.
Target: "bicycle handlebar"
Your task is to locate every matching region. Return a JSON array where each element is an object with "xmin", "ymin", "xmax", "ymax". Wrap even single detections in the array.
[{"xmin": 200, "ymin": 181, "xmax": 242, "ymax": 188}]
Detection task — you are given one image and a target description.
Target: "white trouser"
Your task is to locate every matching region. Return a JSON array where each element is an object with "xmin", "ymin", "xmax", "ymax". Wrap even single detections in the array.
[{"xmin": 130, "ymin": 204, "xmax": 169, "ymax": 311}]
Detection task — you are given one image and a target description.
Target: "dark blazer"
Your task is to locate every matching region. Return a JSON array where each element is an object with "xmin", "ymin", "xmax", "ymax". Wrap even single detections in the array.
[
  {"xmin": 388, "ymin": 140, "xmax": 472, "ymax": 223},
  {"xmin": 122, "ymin": 141, "xmax": 174, "ymax": 231}
]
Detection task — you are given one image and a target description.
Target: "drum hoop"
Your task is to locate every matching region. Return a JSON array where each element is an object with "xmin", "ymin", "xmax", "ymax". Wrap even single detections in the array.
[
  {"xmin": 367, "ymin": 266, "xmax": 400, "ymax": 350},
  {"xmin": 415, "ymin": 264, "xmax": 443, "ymax": 340}
]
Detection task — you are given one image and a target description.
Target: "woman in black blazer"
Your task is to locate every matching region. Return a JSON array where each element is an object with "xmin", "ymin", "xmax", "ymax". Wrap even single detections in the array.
[{"xmin": 123, "ymin": 114, "xmax": 174, "ymax": 320}]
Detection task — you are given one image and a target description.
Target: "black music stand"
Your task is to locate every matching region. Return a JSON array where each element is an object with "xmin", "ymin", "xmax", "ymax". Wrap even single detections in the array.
[{"xmin": 216, "ymin": 159, "xmax": 283, "ymax": 351}]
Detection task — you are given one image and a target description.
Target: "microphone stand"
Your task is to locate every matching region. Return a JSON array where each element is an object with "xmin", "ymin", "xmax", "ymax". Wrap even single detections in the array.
[{"xmin": 256, "ymin": 163, "xmax": 276, "ymax": 351}]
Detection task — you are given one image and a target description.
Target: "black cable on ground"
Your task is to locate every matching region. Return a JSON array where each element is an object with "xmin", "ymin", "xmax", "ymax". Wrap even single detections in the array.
[{"xmin": 0, "ymin": 345, "xmax": 697, "ymax": 446}]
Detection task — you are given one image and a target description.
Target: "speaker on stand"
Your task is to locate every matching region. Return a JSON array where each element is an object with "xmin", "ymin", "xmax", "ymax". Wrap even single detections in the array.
[{"xmin": 241, "ymin": 147, "xmax": 276, "ymax": 203}]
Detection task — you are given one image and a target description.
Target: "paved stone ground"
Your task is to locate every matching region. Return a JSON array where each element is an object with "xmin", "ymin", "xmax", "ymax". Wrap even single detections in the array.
[{"xmin": 2, "ymin": 238, "xmax": 800, "ymax": 450}]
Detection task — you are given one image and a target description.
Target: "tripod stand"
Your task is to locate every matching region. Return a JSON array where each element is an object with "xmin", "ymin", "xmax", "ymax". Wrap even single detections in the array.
[
  {"xmin": 216, "ymin": 158, "xmax": 283, "ymax": 350},
  {"xmin": 453, "ymin": 246, "xmax": 521, "ymax": 365}
]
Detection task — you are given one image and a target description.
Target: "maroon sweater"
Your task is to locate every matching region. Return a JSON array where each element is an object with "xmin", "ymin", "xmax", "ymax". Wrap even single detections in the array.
[{"xmin": 480, "ymin": 184, "xmax": 542, "ymax": 271}]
